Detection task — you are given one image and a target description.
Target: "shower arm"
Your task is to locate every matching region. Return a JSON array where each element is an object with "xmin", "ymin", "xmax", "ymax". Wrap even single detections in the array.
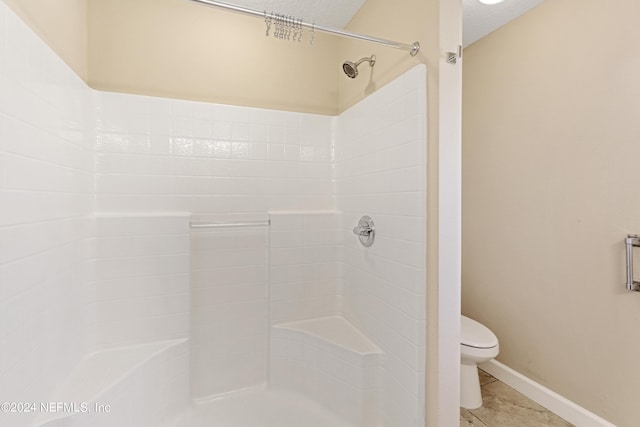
[
  {"xmin": 354, "ymin": 56, "xmax": 375, "ymax": 67},
  {"xmin": 186, "ymin": 0, "xmax": 420, "ymax": 56}
]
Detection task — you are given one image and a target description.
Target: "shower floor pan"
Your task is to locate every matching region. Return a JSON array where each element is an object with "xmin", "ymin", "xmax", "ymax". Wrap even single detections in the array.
[
  {"xmin": 163, "ymin": 387, "xmax": 354, "ymax": 427},
  {"xmin": 165, "ymin": 315, "xmax": 381, "ymax": 427}
]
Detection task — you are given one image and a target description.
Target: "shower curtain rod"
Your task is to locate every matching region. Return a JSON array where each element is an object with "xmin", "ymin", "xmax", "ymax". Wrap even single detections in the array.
[{"xmin": 187, "ymin": 0, "xmax": 420, "ymax": 56}]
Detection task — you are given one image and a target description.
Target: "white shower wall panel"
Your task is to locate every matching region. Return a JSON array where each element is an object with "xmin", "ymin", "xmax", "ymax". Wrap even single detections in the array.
[
  {"xmin": 269, "ymin": 212, "xmax": 343, "ymax": 325},
  {"xmin": 0, "ymin": 2, "xmax": 94, "ymax": 424},
  {"xmin": 190, "ymin": 214, "xmax": 269, "ymax": 397},
  {"xmin": 89, "ymin": 214, "xmax": 191, "ymax": 350},
  {"xmin": 336, "ymin": 65, "xmax": 427, "ymax": 427},
  {"xmin": 93, "ymin": 90, "xmax": 338, "ymax": 399},
  {"xmin": 94, "ymin": 92, "xmax": 336, "ymax": 215}
]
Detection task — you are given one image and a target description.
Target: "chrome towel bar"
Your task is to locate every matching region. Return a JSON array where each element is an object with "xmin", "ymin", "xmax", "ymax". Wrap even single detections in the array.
[{"xmin": 625, "ymin": 234, "xmax": 640, "ymax": 291}]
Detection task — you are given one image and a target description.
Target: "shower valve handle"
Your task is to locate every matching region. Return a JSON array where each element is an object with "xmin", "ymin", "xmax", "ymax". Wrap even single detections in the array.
[
  {"xmin": 352, "ymin": 216, "xmax": 375, "ymax": 247},
  {"xmin": 352, "ymin": 225, "xmax": 372, "ymax": 236}
]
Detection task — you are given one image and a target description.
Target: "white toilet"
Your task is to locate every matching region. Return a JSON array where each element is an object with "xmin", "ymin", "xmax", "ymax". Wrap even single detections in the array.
[{"xmin": 460, "ymin": 315, "xmax": 499, "ymax": 409}]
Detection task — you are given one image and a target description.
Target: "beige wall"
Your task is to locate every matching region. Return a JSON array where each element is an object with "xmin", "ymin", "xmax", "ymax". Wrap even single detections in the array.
[
  {"xmin": 4, "ymin": 0, "xmax": 338, "ymax": 114},
  {"xmin": 3, "ymin": 0, "xmax": 87, "ymax": 79},
  {"xmin": 87, "ymin": 0, "xmax": 338, "ymax": 115},
  {"xmin": 4, "ymin": 0, "xmax": 444, "ymax": 117},
  {"xmin": 338, "ymin": 0, "xmax": 430, "ymax": 112},
  {"xmin": 462, "ymin": 1, "xmax": 640, "ymax": 425}
]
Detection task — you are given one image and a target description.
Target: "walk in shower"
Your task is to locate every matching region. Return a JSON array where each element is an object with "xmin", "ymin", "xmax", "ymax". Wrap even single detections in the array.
[{"xmin": 0, "ymin": 1, "xmax": 427, "ymax": 426}]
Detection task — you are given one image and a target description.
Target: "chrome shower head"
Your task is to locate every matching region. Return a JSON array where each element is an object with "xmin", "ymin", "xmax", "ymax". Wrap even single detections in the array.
[
  {"xmin": 342, "ymin": 55, "xmax": 376, "ymax": 79},
  {"xmin": 342, "ymin": 61, "xmax": 359, "ymax": 79}
]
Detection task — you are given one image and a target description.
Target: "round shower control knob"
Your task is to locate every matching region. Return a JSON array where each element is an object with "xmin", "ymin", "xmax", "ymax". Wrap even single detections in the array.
[{"xmin": 352, "ymin": 215, "xmax": 375, "ymax": 247}]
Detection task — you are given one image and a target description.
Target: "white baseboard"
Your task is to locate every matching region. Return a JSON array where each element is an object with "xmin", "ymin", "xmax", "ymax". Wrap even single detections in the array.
[{"xmin": 479, "ymin": 360, "xmax": 616, "ymax": 427}]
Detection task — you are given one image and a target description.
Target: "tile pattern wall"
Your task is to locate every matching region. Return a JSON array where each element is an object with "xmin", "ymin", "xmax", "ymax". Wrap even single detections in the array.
[
  {"xmin": 336, "ymin": 65, "xmax": 428, "ymax": 427},
  {"xmin": 0, "ymin": 2, "xmax": 429, "ymax": 425},
  {"xmin": 94, "ymin": 92, "xmax": 335, "ymax": 214},
  {"xmin": 190, "ymin": 214, "xmax": 269, "ymax": 398},
  {"xmin": 0, "ymin": 2, "xmax": 94, "ymax": 423},
  {"xmin": 269, "ymin": 212, "xmax": 343, "ymax": 325},
  {"xmin": 92, "ymin": 93, "xmax": 337, "ymax": 399},
  {"xmin": 89, "ymin": 214, "xmax": 190, "ymax": 350}
]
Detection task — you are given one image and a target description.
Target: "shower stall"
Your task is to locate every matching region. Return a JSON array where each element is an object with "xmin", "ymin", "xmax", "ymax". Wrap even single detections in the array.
[{"xmin": 0, "ymin": 0, "xmax": 435, "ymax": 426}]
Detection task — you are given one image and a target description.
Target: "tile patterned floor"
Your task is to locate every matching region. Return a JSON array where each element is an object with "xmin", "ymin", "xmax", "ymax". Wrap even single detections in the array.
[{"xmin": 460, "ymin": 370, "xmax": 575, "ymax": 427}]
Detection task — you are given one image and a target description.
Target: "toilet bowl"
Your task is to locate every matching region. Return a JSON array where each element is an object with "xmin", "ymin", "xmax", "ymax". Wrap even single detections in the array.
[{"xmin": 460, "ymin": 315, "xmax": 499, "ymax": 409}]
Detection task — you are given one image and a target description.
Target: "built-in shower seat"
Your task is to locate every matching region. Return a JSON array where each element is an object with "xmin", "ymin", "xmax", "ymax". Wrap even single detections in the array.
[
  {"xmin": 35, "ymin": 339, "xmax": 188, "ymax": 427},
  {"xmin": 270, "ymin": 316, "xmax": 383, "ymax": 427}
]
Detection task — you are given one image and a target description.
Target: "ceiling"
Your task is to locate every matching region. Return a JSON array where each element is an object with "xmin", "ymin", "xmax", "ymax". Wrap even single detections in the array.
[
  {"xmin": 462, "ymin": 0, "xmax": 545, "ymax": 46},
  {"xmin": 224, "ymin": 0, "xmax": 545, "ymax": 47}
]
